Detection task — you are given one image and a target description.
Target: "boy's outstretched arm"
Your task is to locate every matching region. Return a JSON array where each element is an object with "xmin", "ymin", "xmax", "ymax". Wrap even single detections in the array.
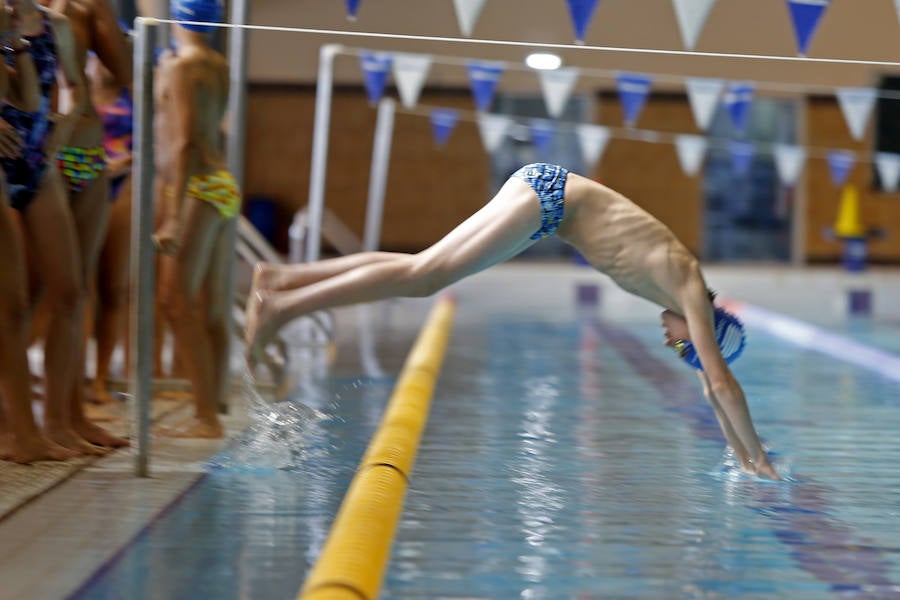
[{"xmin": 679, "ymin": 279, "xmax": 780, "ymax": 480}]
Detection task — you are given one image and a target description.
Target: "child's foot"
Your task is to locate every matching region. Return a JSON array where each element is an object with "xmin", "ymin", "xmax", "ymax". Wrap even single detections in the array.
[
  {"xmin": 74, "ymin": 420, "xmax": 131, "ymax": 448},
  {"xmin": 89, "ymin": 380, "xmax": 119, "ymax": 405},
  {"xmin": 44, "ymin": 426, "xmax": 109, "ymax": 455},
  {"xmin": 156, "ymin": 417, "xmax": 223, "ymax": 439},
  {"xmin": 245, "ymin": 288, "xmax": 281, "ymax": 378},
  {"xmin": 1, "ymin": 433, "xmax": 78, "ymax": 463}
]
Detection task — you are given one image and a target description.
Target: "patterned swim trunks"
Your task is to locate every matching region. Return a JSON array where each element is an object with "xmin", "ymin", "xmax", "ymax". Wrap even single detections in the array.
[
  {"xmin": 510, "ymin": 163, "xmax": 569, "ymax": 240},
  {"xmin": 167, "ymin": 169, "xmax": 242, "ymax": 219}
]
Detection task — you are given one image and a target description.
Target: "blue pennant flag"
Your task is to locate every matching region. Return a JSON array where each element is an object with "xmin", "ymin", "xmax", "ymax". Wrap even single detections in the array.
[
  {"xmin": 467, "ymin": 61, "xmax": 505, "ymax": 112},
  {"xmin": 566, "ymin": 0, "xmax": 601, "ymax": 44},
  {"xmin": 723, "ymin": 82, "xmax": 755, "ymax": 135},
  {"xmin": 430, "ymin": 108, "xmax": 459, "ymax": 147},
  {"xmin": 730, "ymin": 140, "xmax": 754, "ymax": 176},
  {"xmin": 529, "ymin": 119, "xmax": 557, "ymax": 154},
  {"xmin": 345, "ymin": 0, "xmax": 361, "ymax": 20},
  {"xmin": 827, "ymin": 150, "xmax": 855, "ymax": 186},
  {"xmin": 616, "ymin": 73, "xmax": 653, "ymax": 128},
  {"xmin": 786, "ymin": 0, "xmax": 830, "ymax": 55},
  {"xmin": 359, "ymin": 52, "xmax": 392, "ymax": 105}
]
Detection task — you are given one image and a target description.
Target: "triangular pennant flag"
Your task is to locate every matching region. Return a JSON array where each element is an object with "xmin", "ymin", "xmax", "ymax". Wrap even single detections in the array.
[
  {"xmin": 827, "ymin": 149, "xmax": 855, "ymax": 186},
  {"xmin": 723, "ymin": 81, "xmax": 755, "ymax": 135},
  {"xmin": 345, "ymin": 0, "xmax": 361, "ymax": 20},
  {"xmin": 430, "ymin": 108, "xmax": 459, "ymax": 147},
  {"xmin": 576, "ymin": 124, "xmax": 611, "ymax": 168},
  {"xmin": 730, "ymin": 140, "xmax": 755, "ymax": 175},
  {"xmin": 685, "ymin": 77, "xmax": 724, "ymax": 131},
  {"xmin": 773, "ymin": 144, "xmax": 807, "ymax": 185},
  {"xmin": 359, "ymin": 51, "xmax": 392, "ymax": 105},
  {"xmin": 476, "ymin": 113, "xmax": 512, "ymax": 154},
  {"xmin": 467, "ymin": 61, "xmax": 505, "ymax": 112},
  {"xmin": 616, "ymin": 73, "xmax": 653, "ymax": 128},
  {"xmin": 538, "ymin": 67, "xmax": 580, "ymax": 118},
  {"xmin": 835, "ymin": 87, "xmax": 877, "ymax": 141},
  {"xmin": 566, "ymin": 0, "xmax": 601, "ymax": 44},
  {"xmin": 529, "ymin": 119, "xmax": 557, "ymax": 154},
  {"xmin": 876, "ymin": 152, "xmax": 900, "ymax": 192},
  {"xmin": 786, "ymin": 0, "xmax": 830, "ymax": 56},
  {"xmin": 672, "ymin": 0, "xmax": 717, "ymax": 50},
  {"xmin": 392, "ymin": 53, "xmax": 432, "ymax": 109},
  {"xmin": 674, "ymin": 134, "xmax": 708, "ymax": 176},
  {"xmin": 453, "ymin": 0, "xmax": 486, "ymax": 37}
]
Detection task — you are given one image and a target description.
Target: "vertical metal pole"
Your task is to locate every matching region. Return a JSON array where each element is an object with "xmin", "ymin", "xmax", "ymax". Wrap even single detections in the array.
[
  {"xmin": 220, "ymin": 0, "xmax": 249, "ymax": 415},
  {"xmin": 130, "ymin": 18, "xmax": 157, "ymax": 478},
  {"xmin": 305, "ymin": 44, "xmax": 342, "ymax": 263},
  {"xmin": 226, "ymin": 0, "xmax": 248, "ymax": 188},
  {"xmin": 362, "ymin": 97, "xmax": 395, "ymax": 252}
]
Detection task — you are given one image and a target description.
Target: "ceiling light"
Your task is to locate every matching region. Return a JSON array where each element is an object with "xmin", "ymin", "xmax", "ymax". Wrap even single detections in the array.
[{"xmin": 525, "ymin": 52, "xmax": 562, "ymax": 70}]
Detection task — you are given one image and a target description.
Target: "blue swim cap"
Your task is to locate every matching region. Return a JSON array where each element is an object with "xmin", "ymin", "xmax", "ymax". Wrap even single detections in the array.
[
  {"xmin": 674, "ymin": 307, "xmax": 746, "ymax": 370},
  {"xmin": 170, "ymin": 0, "xmax": 223, "ymax": 33}
]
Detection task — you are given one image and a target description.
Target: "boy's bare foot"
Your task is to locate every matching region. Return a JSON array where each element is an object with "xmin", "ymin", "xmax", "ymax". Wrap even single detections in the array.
[
  {"xmin": 2, "ymin": 433, "xmax": 78, "ymax": 463},
  {"xmin": 89, "ymin": 380, "xmax": 119, "ymax": 405},
  {"xmin": 245, "ymin": 288, "xmax": 280, "ymax": 377},
  {"xmin": 74, "ymin": 420, "xmax": 131, "ymax": 448},
  {"xmin": 44, "ymin": 426, "xmax": 108, "ymax": 455},
  {"xmin": 156, "ymin": 417, "xmax": 223, "ymax": 438}
]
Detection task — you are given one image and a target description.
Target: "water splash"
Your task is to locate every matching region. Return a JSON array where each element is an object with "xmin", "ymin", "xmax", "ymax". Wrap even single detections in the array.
[{"xmin": 210, "ymin": 359, "xmax": 334, "ymax": 471}]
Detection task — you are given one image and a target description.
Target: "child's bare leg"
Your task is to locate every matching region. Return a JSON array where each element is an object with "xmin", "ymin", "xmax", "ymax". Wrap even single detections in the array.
[
  {"xmin": 246, "ymin": 179, "xmax": 542, "ymax": 363},
  {"xmin": 0, "ymin": 206, "xmax": 75, "ymax": 462},
  {"xmin": 93, "ymin": 189, "xmax": 131, "ymax": 403},
  {"xmin": 66, "ymin": 172, "xmax": 129, "ymax": 448},
  {"xmin": 22, "ymin": 176, "xmax": 106, "ymax": 455},
  {"xmin": 157, "ymin": 200, "xmax": 224, "ymax": 438},
  {"xmin": 252, "ymin": 252, "xmax": 400, "ymax": 294}
]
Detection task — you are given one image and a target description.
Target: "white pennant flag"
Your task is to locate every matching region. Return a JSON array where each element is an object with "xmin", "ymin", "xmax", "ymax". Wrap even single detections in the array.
[
  {"xmin": 392, "ymin": 53, "xmax": 432, "ymax": 109},
  {"xmin": 477, "ymin": 113, "xmax": 512, "ymax": 154},
  {"xmin": 576, "ymin": 124, "xmax": 611, "ymax": 168},
  {"xmin": 835, "ymin": 87, "xmax": 877, "ymax": 141},
  {"xmin": 538, "ymin": 67, "xmax": 580, "ymax": 118},
  {"xmin": 674, "ymin": 135, "xmax": 708, "ymax": 176},
  {"xmin": 773, "ymin": 144, "xmax": 807, "ymax": 186},
  {"xmin": 453, "ymin": 0, "xmax": 486, "ymax": 37},
  {"xmin": 685, "ymin": 78, "xmax": 724, "ymax": 131},
  {"xmin": 876, "ymin": 152, "xmax": 900, "ymax": 192},
  {"xmin": 672, "ymin": 0, "xmax": 717, "ymax": 50}
]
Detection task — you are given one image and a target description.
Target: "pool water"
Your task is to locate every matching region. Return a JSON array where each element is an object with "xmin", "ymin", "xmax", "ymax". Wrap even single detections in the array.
[{"xmin": 72, "ymin": 308, "xmax": 900, "ymax": 599}]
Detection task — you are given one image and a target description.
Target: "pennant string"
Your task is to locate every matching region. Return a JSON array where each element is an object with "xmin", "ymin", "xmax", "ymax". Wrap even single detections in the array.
[
  {"xmin": 392, "ymin": 101, "xmax": 894, "ymax": 165},
  {"xmin": 335, "ymin": 45, "xmax": 900, "ymax": 102}
]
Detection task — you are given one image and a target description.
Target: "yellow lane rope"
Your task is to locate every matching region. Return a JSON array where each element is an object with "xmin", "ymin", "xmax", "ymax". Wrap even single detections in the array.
[{"xmin": 298, "ymin": 296, "xmax": 456, "ymax": 600}]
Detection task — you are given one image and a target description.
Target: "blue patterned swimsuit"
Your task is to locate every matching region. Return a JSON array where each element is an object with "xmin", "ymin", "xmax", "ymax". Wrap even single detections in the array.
[
  {"xmin": 511, "ymin": 163, "xmax": 569, "ymax": 240},
  {"xmin": 1, "ymin": 12, "xmax": 57, "ymax": 211}
]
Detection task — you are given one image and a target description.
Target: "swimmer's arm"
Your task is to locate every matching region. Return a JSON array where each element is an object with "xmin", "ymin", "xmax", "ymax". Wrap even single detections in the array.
[
  {"xmin": 46, "ymin": 14, "xmax": 88, "ymax": 153},
  {"xmin": 681, "ymin": 280, "xmax": 779, "ymax": 480},
  {"xmin": 4, "ymin": 39, "xmax": 40, "ymax": 112},
  {"xmin": 163, "ymin": 60, "xmax": 195, "ymax": 225},
  {"xmin": 90, "ymin": 0, "xmax": 133, "ymax": 91}
]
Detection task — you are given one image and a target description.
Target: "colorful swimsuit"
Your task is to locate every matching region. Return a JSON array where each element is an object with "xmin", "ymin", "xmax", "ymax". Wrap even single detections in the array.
[
  {"xmin": 0, "ymin": 12, "xmax": 57, "ymax": 211},
  {"xmin": 511, "ymin": 163, "xmax": 569, "ymax": 240},
  {"xmin": 97, "ymin": 88, "xmax": 133, "ymax": 199},
  {"xmin": 167, "ymin": 170, "xmax": 242, "ymax": 219},
  {"xmin": 57, "ymin": 145, "xmax": 107, "ymax": 193}
]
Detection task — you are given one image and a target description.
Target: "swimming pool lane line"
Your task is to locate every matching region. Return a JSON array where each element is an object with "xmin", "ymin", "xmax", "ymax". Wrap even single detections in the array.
[
  {"xmin": 725, "ymin": 301, "xmax": 900, "ymax": 383},
  {"xmin": 298, "ymin": 296, "xmax": 456, "ymax": 600}
]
